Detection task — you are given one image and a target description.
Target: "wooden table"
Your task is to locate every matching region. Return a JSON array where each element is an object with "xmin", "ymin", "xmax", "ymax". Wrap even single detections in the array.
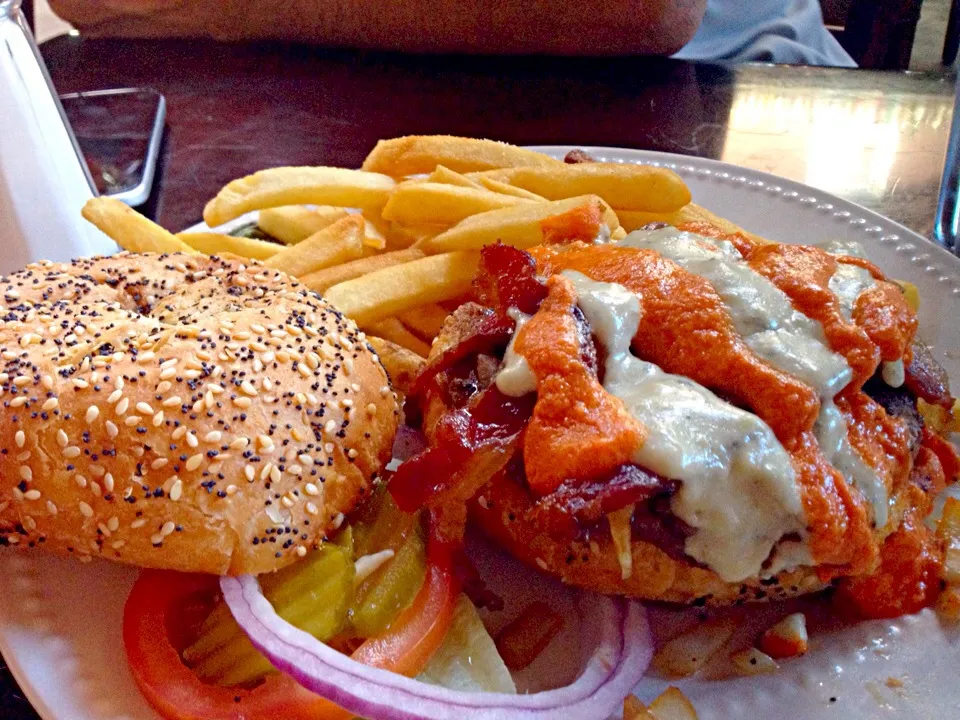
[{"xmin": 0, "ymin": 36, "xmax": 956, "ymax": 720}]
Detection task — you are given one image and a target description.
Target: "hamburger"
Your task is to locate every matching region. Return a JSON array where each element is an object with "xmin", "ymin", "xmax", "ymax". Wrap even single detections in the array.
[{"xmin": 393, "ymin": 220, "xmax": 959, "ymax": 611}]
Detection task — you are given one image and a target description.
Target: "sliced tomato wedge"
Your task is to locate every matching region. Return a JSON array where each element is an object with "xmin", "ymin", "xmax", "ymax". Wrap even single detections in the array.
[{"xmin": 123, "ymin": 534, "xmax": 458, "ymax": 720}]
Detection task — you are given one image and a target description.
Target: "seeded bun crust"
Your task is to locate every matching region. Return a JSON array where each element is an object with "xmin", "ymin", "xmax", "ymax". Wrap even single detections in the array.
[{"xmin": 0, "ymin": 253, "xmax": 398, "ymax": 576}]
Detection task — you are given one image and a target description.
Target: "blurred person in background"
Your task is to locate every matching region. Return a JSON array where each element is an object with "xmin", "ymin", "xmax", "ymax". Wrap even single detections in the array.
[
  {"xmin": 675, "ymin": 0, "xmax": 854, "ymax": 66},
  {"xmin": 49, "ymin": 0, "xmax": 853, "ymax": 66}
]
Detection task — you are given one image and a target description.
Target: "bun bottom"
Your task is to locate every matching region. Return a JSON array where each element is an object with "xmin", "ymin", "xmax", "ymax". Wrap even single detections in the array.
[{"xmin": 469, "ymin": 465, "xmax": 922, "ymax": 606}]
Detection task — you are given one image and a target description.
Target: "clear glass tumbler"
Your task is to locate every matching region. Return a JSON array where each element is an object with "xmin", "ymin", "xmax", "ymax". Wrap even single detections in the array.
[{"xmin": 0, "ymin": 0, "xmax": 115, "ymax": 272}]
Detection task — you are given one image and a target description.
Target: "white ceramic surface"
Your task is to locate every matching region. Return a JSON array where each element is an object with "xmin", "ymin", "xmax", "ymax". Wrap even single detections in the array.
[{"xmin": 2, "ymin": 147, "xmax": 959, "ymax": 720}]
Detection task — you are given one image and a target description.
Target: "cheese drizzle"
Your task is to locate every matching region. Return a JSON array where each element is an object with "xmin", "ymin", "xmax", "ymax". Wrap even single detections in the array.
[{"xmin": 496, "ymin": 228, "xmax": 899, "ymax": 580}]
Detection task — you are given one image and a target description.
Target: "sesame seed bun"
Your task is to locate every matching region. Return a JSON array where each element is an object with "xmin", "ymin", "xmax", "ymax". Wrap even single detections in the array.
[{"xmin": 0, "ymin": 253, "xmax": 398, "ymax": 576}]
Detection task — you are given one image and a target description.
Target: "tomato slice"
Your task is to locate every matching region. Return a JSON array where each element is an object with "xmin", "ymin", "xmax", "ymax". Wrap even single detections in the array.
[{"xmin": 123, "ymin": 534, "xmax": 458, "ymax": 720}]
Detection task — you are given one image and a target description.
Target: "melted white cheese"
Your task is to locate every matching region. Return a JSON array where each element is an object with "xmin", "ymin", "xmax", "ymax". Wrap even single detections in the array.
[
  {"xmin": 621, "ymin": 227, "xmax": 888, "ymax": 528},
  {"xmin": 823, "ymin": 252, "xmax": 903, "ymax": 393},
  {"xmin": 882, "ymin": 359, "xmax": 905, "ymax": 388},
  {"xmin": 490, "ymin": 227, "xmax": 895, "ymax": 576},
  {"xmin": 828, "ymin": 261, "xmax": 876, "ymax": 321},
  {"xmin": 495, "ymin": 308, "xmax": 537, "ymax": 397},
  {"xmin": 619, "ymin": 228, "xmax": 852, "ymax": 397},
  {"xmin": 815, "ymin": 398, "xmax": 889, "ymax": 529},
  {"xmin": 565, "ymin": 270, "xmax": 806, "ymax": 582}
]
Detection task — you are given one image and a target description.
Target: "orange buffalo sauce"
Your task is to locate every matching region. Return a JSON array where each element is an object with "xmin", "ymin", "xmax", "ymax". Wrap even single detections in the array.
[
  {"xmin": 853, "ymin": 282, "xmax": 917, "ymax": 363},
  {"xmin": 531, "ymin": 243, "xmax": 820, "ymax": 442},
  {"xmin": 835, "ymin": 505, "xmax": 943, "ymax": 619},
  {"xmin": 834, "ymin": 436, "xmax": 948, "ymax": 621},
  {"xmin": 789, "ymin": 431, "xmax": 876, "ymax": 574},
  {"xmin": 838, "ymin": 392, "xmax": 915, "ymax": 507},
  {"xmin": 745, "ymin": 244, "xmax": 880, "ymax": 389},
  {"xmin": 512, "ymin": 227, "xmax": 950, "ymax": 614},
  {"xmin": 514, "ymin": 275, "xmax": 645, "ymax": 495}
]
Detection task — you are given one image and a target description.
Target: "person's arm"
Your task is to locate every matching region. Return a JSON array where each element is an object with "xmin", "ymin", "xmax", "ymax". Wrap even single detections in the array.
[{"xmin": 48, "ymin": 0, "xmax": 705, "ymax": 55}]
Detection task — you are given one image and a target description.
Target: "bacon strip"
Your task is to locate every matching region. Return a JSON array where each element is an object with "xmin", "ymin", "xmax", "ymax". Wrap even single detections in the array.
[
  {"xmin": 526, "ymin": 464, "xmax": 676, "ymax": 539},
  {"xmin": 390, "ymin": 385, "xmax": 535, "ymax": 515},
  {"xmin": 905, "ymin": 342, "xmax": 955, "ymax": 408},
  {"xmin": 409, "ymin": 303, "xmax": 513, "ymax": 400},
  {"xmin": 563, "ymin": 149, "xmax": 597, "ymax": 164},
  {"xmin": 473, "ymin": 241, "xmax": 549, "ymax": 317},
  {"xmin": 411, "ymin": 244, "xmax": 548, "ymax": 399}
]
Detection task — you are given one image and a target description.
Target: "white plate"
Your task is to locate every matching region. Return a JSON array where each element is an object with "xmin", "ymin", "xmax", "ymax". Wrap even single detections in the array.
[{"xmin": 3, "ymin": 147, "xmax": 960, "ymax": 720}]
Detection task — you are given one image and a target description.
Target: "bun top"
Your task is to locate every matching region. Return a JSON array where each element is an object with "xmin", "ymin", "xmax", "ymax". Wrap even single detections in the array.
[{"xmin": 0, "ymin": 253, "xmax": 398, "ymax": 575}]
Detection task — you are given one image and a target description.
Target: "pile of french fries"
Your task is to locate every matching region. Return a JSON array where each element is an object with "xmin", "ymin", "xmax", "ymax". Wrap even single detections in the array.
[{"xmin": 82, "ymin": 135, "xmax": 696, "ymax": 392}]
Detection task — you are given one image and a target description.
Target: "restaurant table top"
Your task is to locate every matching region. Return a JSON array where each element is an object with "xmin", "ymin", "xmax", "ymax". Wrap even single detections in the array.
[{"xmin": 0, "ymin": 33, "xmax": 956, "ymax": 720}]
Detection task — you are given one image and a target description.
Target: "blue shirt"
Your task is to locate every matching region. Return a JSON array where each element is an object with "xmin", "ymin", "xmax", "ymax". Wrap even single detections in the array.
[{"xmin": 673, "ymin": 0, "xmax": 856, "ymax": 67}]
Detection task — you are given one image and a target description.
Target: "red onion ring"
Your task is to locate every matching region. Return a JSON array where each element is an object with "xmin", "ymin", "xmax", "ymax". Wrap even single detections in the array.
[{"xmin": 221, "ymin": 574, "xmax": 652, "ymax": 720}]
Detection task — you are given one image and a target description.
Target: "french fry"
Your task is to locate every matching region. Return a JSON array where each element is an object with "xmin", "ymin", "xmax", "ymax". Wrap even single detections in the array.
[
  {"xmin": 257, "ymin": 206, "xmax": 349, "ymax": 244},
  {"xmin": 203, "ymin": 167, "xmax": 395, "ymax": 227},
  {"xmin": 648, "ymin": 687, "xmax": 699, "ymax": 720},
  {"xmin": 427, "ymin": 165, "xmax": 485, "ymax": 189},
  {"xmin": 385, "ymin": 222, "xmax": 445, "ymax": 249},
  {"xmin": 470, "ymin": 163, "xmax": 691, "ymax": 212},
  {"xmin": 673, "ymin": 203, "xmax": 770, "ymax": 246},
  {"xmin": 298, "ymin": 248, "xmax": 425, "ymax": 294},
  {"xmin": 938, "ymin": 585, "xmax": 960, "ymax": 621},
  {"xmin": 265, "ymin": 215, "xmax": 365, "ymax": 276},
  {"xmin": 362, "ymin": 218, "xmax": 388, "ymax": 250},
  {"xmin": 324, "ymin": 251, "xmax": 480, "ymax": 326},
  {"xmin": 476, "ymin": 176, "xmax": 546, "ymax": 201},
  {"xmin": 938, "ymin": 497, "xmax": 960, "ymax": 585},
  {"xmin": 398, "ymin": 303, "xmax": 450, "ymax": 342},
  {"xmin": 366, "ymin": 337, "xmax": 425, "ymax": 397},
  {"xmin": 651, "ymin": 617, "xmax": 737, "ymax": 678},
  {"xmin": 177, "ymin": 231, "xmax": 281, "ymax": 260},
  {"xmin": 422, "ymin": 196, "xmax": 618, "ymax": 254},
  {"xmin": 759, "ymin": 613, "xmax": 808, "ymax": 659},
  {"xmin": 82, "ymin": 198, "xmax": 199, "ymax": 255},
  {"xmin": 382, "ymin": 182, "xmax": 531, "ymax": 227},
  {"xmin": 363, "ymin": 318, "xmax": 431, "ymax": 357},
  {"xmin": 620, "ymin": 203, "xmax": 771, "ymax": 247},
  {"xmin": 897, "ymin": 280, "xmax": 920, "ymax": 313},
  {"xmin": 361, "ymin": 135, "xmax": 562, "ymax": 176}
]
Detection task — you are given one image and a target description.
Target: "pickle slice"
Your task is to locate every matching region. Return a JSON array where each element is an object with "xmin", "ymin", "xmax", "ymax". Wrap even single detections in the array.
[
  {"xmin": 352, "ymin": 485, "xmax": 417, "ymax": 559},
  {"xmin": 181, "ymin": 484, "xmax": 428, "ymax": 687},
  {"xmin": 185, "ymin": 542, "xmax": 355, "ymax": 685},
  {"xmin": 350, "ymin": 528, "xmax": 427, "ymax": 637}
]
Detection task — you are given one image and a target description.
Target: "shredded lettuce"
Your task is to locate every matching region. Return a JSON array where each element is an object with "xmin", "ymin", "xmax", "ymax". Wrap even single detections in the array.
[{"xmin": 418, "ymin": 595, "xmax": 516, "ymax": 694}]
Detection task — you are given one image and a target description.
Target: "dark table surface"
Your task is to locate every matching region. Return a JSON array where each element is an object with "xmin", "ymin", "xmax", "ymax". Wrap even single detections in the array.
[{"xmin": 1, "ymin": 35, "xmax": 956, "ymax": 720}]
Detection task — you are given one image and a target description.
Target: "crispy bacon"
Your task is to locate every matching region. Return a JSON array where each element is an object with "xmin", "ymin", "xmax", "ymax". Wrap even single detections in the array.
[
  {"xmin": 631, "ymin": 495, "xmax": 697, "ymax": 563},
  {"xmin": 526, "ymin": 464, "xmax": 676, "ymax": 539},
  {"xmin": 411, "ymin": 245, "xmax": 548, "ymax": 400},
  {"xmin": 474, "ymin": 242, "xmax": 549, "ymax": 318},
  {"xmin": 905, "ymin": 343, "xmax": 955, "ymax": 408},
  {"xmin": 572, "ymin": 304, "xmax": 598, "ymax": 377},
  {"xmin": 563, "ymin": 149, "xmax": 596, "ymax": 164},
  {"xmin": 390, "ymin": 385, "xmax": 535, "ymax": 514},
  {"xmin": 409, "ymin": 303, "xmax": 513, "ymax": 400}
]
